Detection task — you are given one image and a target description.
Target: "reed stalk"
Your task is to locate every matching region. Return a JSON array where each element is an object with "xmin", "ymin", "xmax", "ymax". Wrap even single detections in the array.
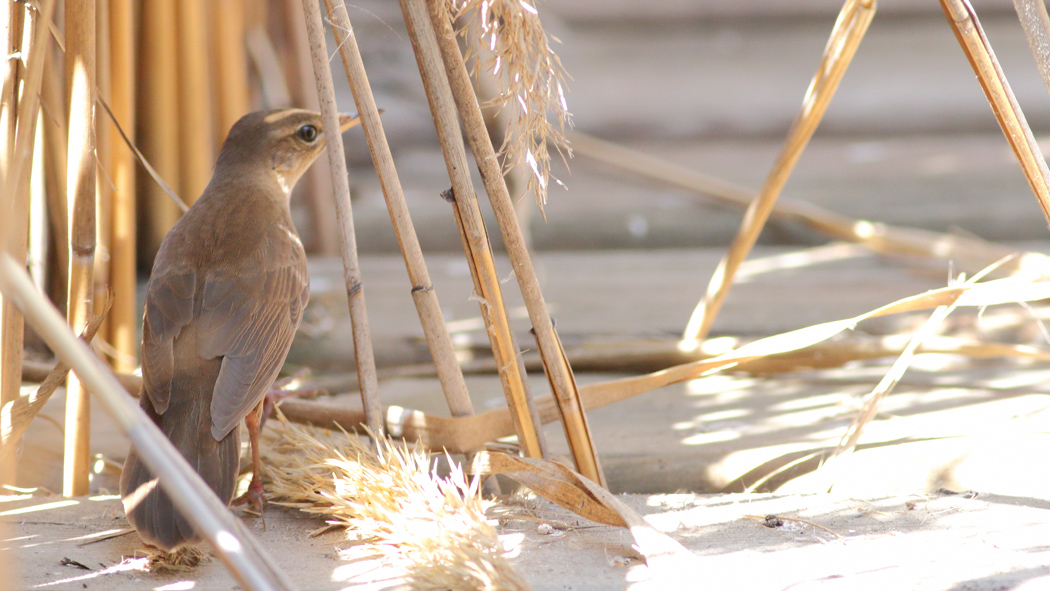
[
  {"xmin": 64, "ymin": 0, "xmax": 97, "ymax": 497},
  {"xmin": 106, "ymin": 0, "xmax": 137, "ymax": 373},
  {"xmin": 137, "ymin": 0, "xmax": 180, "ymax": 260},
  {"xmin": 429, "ymin": 1, "xmax": 602, "ymax": 484},
  {"xmin": 942, "ymin": 0, "xmax": 1050, "ymax": 227},
  {"xmin": 0, "ymin": 254, "xmax": 295, "ymax": 591},
  {"xmin": 0, "ymin": 0, "xmax": 24, "ymax": 418},
  {"xmin": 682, "ymin": 0, "xmax": 875, "ymax": 345},
  {"xmin": 301, "ymin": 0, "xmax": 383, "ymax": 435},
  {"xmin": 399, "ymin": 0, "xmax": 548, "ymax": 459},
  {"xmin": 209, "ymin": 0, "xmax": 250, "ymax": 142},
  {"xmin": 323, "ymin": 0, "xmax": 474, "ymax": 419},
  {"xmin": 175, "ymin": 0, "xmax": 213, "ymax": 207}
]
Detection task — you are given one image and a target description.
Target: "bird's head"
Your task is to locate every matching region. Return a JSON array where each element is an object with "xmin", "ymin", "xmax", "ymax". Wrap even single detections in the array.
[{"xmin": 214, "ymin": 108, "xmax": 361, "ymax": 197}]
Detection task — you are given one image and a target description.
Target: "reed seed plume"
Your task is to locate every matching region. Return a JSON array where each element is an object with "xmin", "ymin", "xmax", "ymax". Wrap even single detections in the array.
[
  {"xmin": 264, "ymin": 413, "xmax": 531, "ymax": 590},
  {"xmin": 447, "ymin": 0, "xmax": 572, "ymax": 209}
]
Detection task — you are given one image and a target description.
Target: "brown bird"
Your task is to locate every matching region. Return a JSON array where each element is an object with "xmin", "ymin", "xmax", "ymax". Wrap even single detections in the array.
[{"xmin": 120, "ymin": 108, "xmax": 357, "ymax": 550}]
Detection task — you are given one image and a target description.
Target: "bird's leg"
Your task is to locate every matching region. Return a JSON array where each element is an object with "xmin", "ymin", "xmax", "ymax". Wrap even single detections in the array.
[{"xmin": 232, "ymin": 400, "xmax": 267, "ymax": 526}]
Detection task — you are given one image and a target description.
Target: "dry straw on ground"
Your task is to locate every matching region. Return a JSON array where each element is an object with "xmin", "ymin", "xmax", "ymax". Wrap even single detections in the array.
[
  {"xmin": 263, "ymin": 413, "xmax": 530, "ymax": 591},
  {"xmin": 447, "ymin": 0, "xmax": 572, "ymax": 208}
]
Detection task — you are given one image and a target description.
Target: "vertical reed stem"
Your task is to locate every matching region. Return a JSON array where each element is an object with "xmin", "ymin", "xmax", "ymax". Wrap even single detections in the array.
[
  {"xmin": 209, "ymin": 0, "xmax": 250, "ymax": 143},
  {"xmin": 323, "ymin": 0, "xmax": 474, "ymax": 419},
  {"xmin": 0, "ymin": 0, "xmax": 23, "ymax": 420},
  {"xmin": 176, "ymin": 0, "xmax": 213, "ymax": 206},
  {"xmin": 400, "ymin": 0, "xmax": 548, "ymax": 459},
  {"xmin": 427, "ymin": 2, "xmax": 602, "ymax": 483},
  {"xmin": 64, "ymin": 0, "xmax": 97, "ymax": 497},
  {"xmin": 138, "ymin": 0, "xmax": 180, "ymax": 261},
  {"xmin": 95, "ymin": 0, "xmax": 113, "ymax": 364},
  {"xmin": 301, "ymin": 0, "xmax": 383, "ymax": 436},
  {"xmin": 107, "ymin": 0, "xmax": 137, "ymax": 373}
]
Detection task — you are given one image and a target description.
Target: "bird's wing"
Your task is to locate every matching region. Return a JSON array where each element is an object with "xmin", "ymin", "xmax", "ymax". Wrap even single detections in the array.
[
  {"xmin": 140, "ymin": 268, "xmax": 197, "ymax": 414},
  {"xmin": 197, "ymin": 262, "xmax": 309, "ymax": 441}
]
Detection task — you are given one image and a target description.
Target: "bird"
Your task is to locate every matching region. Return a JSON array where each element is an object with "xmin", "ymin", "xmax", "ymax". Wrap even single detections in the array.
[{"xmin": 120, "ymin": 108, "xmax": 359, "ymax": 551}]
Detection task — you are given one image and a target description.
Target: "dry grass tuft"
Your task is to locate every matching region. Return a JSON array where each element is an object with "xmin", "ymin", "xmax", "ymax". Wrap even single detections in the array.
[
  {"xmin": 263, "ymin": 413, "xmax": 530, "ymax": 591},
  {"xmin": 447, "ymin": 0, "xmax": 572, "ymax": 208},
  {"xmin": 146, "ymin": 545, "xmax": 207, "ymax": 573}
]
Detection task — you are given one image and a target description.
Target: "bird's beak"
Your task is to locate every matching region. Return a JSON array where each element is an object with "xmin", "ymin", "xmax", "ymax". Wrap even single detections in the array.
[
  {"xmin": 338, "ymin": 109, "xmax": 385, "ymax": 132},
  {"xmin": 339, "ymin": 113, "xmax": 363, "ymax": 132}
]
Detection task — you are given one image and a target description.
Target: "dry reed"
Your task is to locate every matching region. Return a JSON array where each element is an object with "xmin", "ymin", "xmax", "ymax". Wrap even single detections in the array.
[
  {"xmin": 302, "ymin": 0, "xmax": 382, "ymax": 435},
  {"xmin": 278, "ymin": 262, "xmax": 1050, "ymax": 454},
  {"xmin": 264, "ymin": 415, "xmax": 531, "ymax": 591},
  {"xmin": 0, "ymin": 253, "xmax": 296, "ymax": 590},
  {"xmin": 941, "ymin": 0, "xmax": 1050, "ymax": 226},
  {"xmin": 64, "ymin": 0, "xmax": 98, "ymax": 497},
  {"xmin": 323, "ymin": 0, "xmax": 474, "ymax": 421},
  {"xmin": 447, "ymin": 0, "xmax": 572, "ymax": 209},
  {"xmin": 401, "ymin": 0, "xmax": 548, "ymax": 459},
  {"xmin": 430, "ymin": 1, "xmax": 602, "ymax": 484},
  {"xmin": 683, "ymin": 0, "xmax": 875, "ymax": 345}
]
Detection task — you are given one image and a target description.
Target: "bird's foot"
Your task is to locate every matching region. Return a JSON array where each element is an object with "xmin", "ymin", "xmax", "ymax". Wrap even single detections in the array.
[{"xmin": 232, "ymin": 475, "xmax": 267, "ymax": 529}]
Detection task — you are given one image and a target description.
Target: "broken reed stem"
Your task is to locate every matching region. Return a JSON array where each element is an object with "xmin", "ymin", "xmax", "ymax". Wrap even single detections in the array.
[
  {"xmin": 399, "ymin": 0, "xmax": 548, "ymax": 459},
  {"xmin": 323, "ymin": 0, "xmax": 474, "ymax": 419},
  {"xmin": 682, "ymin": 0, "xmax": 875, "ymax": 345},
  {"xmin": 281, "ymin": 269, "xmax": 1050, "ymax": 454},
  {"xmin": 429, "ymin": 2, "xmax": 603, "ymax": 484},
  {"xmin": 1012, "ymin": 0, "xmax": 1050, "ymax": 106},
  {"xmin": 64, "ymin": 0, "xmax": 97, "ymax": 497},
  {"xmin": 106, "ymin": 0, "xmax": 137, "ymax": 374},
  {"xmin": 942, "ymin": 0, "xmax": 1050, "ymax": 227},
  {"xmin": 568, "ymin": 132, "xmax": 1047, "ymax": 277},
  {"xmin": 0, "ymin": 254, "xmax": 295, "ymax": 591},
  {"xmin": 828, "ymin": 303, "xmax": 956, "ymax": 464},
  {"xmin": 301, "ymin": 0, "xmax": 383, "ymax": 436}
]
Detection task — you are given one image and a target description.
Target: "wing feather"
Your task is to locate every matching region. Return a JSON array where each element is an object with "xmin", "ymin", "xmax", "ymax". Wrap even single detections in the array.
[
  {"xmin": 199, "ymin": 264, "xmax": 309, "ymax": 440},
  {"xmin": 140, "ymin": 270, "xmax": 197, "ymax": 413}
]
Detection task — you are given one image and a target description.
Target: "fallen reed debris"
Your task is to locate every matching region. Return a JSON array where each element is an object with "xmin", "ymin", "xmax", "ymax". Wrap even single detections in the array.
[{"xmin": 263, "ymin": 413, "xmax": 530, "ymax": 591}]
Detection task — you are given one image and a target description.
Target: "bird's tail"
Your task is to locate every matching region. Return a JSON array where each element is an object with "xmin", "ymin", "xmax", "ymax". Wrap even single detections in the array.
[{"xmin": 120, "ymin": 386, "xmax": 240, "ymax": 551}]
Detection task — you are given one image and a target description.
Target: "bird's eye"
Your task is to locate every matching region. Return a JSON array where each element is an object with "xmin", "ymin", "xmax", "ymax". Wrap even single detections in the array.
[{"xmin": 297, "ymin": 124, "xmax": 319, "ymax": 143}]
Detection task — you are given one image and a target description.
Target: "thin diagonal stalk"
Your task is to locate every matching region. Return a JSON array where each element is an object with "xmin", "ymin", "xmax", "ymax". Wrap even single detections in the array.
[
  {"xmin": 682, "ymin": 0, "xmax": 875, "ymax": 344},
  {"xmin": 323, "ymin": 0, "xmax": 473, "ymax": 420},
  {"xmin": 943, "ymin": 0, "xmax": 1050, "ymax": 227},
  {"xmin": 301, "ymin": 0, "xmax": 382, "ymax": 435},
  {"xmin": 428, "ymin": 0, "xmax": 603, "ymax": 484},
  {"xmin": 0, "ymin": 255, "xmax": 295, "ymax": 591},
  {"xmin": 400, "ymin": 0, "xmax": 548, "ymax": 459}
]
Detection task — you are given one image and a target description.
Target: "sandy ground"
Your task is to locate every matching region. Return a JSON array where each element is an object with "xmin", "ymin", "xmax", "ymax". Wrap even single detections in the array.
[{"xmin": 4, "ymin": 489, "xmax": 1050, "ymax": 590}]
